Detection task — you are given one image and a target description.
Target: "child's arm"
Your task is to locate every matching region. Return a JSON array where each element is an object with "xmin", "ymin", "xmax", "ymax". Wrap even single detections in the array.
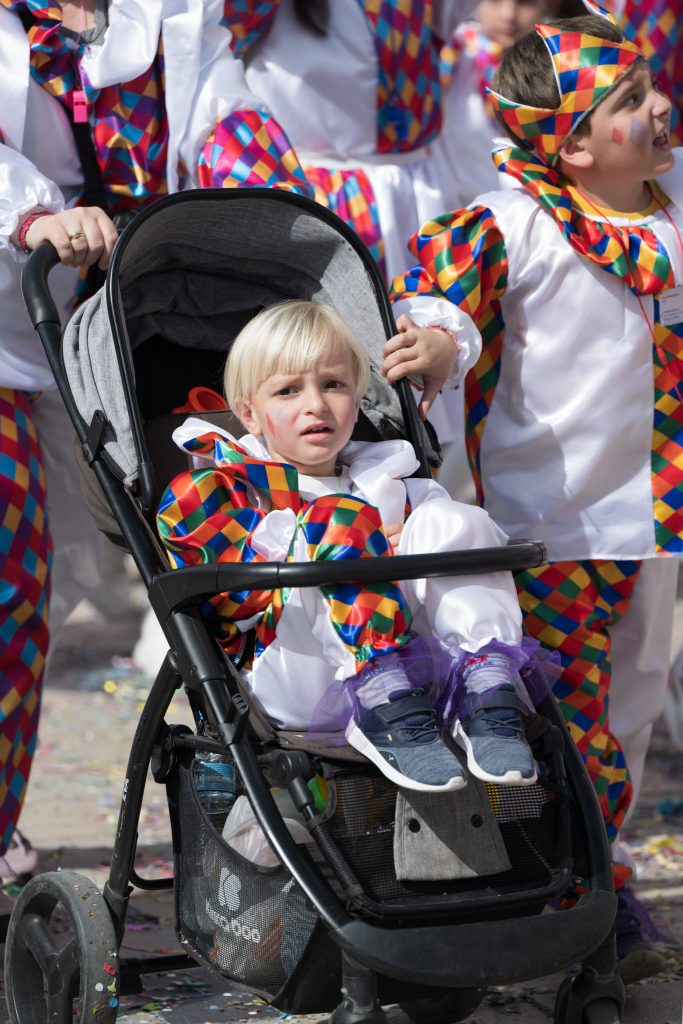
[{"xmin": 383, "ymin": 206, "xmax": 508, "ymax": 417}]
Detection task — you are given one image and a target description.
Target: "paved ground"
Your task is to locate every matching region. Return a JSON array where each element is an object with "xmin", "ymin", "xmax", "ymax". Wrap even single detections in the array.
[{"xmin": 2, "ymin": 573, "xmax": 683, "ymax": 1023}]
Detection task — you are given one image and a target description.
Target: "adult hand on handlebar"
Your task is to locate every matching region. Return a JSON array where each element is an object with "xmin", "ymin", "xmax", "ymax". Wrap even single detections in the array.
[{"xmin": 24, "ymin": 207, "xmax": 118, "ymax": 270}]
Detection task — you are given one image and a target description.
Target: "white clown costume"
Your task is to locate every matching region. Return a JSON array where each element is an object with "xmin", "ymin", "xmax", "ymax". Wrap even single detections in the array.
[{"xmin": 157, "ymin": 419, "xmax": 528, "ymax": 733}]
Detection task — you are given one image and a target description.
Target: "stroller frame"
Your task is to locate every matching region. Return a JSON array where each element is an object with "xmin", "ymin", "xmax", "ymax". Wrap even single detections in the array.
[{"xmin": 6, "ymin": 190, "xmax": 624, "ymax": 1024}]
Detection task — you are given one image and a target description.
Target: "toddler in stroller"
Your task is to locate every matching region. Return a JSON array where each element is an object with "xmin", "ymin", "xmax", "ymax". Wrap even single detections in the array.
[
  {"xmin": 4, "ymin": 190, "xmax": 623, "ymax": 1024},
  {"xmin": 157, "ymin": 298, "xmax": 540, "ymax": 792}
]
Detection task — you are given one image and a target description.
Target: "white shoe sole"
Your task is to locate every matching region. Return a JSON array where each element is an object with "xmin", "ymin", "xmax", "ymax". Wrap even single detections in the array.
[
  {"xmin": 346, "ymin": 721, "xmax": 467, "ymax": 792},
  {"xmin": 452, "ymin": 721, "xmax": 538, "ymax": 787}
]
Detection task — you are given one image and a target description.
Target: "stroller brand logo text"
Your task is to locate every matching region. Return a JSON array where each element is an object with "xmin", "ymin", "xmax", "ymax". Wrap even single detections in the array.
[{"xmin": 206, "ymin": 902, "xmax": 261, "ymax": 945}]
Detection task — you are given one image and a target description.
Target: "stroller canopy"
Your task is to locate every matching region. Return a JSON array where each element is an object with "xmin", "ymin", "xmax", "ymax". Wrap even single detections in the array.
[{"xmin": 63, "ymin": 189, "xmax": 425, "ymax": 488}]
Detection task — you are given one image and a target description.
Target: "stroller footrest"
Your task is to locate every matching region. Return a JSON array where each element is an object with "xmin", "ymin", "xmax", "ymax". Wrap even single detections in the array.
[{"xmin": 330, "ymin": 890, "xmax": 616, "ymax": 988}]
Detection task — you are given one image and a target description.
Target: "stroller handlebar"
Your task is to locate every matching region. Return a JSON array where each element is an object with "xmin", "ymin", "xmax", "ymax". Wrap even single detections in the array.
[
  {"xmin": 149, "ymin": 541, "xmax": 546, "ymax": 618},
  {"xmin": 22, "ymin": 241, "xmax": 62, "ymax": 328}
]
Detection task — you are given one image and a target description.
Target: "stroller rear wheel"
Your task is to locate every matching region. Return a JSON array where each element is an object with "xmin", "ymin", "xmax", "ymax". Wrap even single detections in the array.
[
  {"xmin": 4, "ymin": 870, "xmax": 120, "ymax": 1024},
  {"xmin": 399, "ymin": 988, "xmax": 485, "ymax": 1024}
]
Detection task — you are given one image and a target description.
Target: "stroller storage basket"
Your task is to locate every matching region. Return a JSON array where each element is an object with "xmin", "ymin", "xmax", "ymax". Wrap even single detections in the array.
[
  {"xmin": 168, "ymin": 749, "xmax": 320, "ymax": 999},
  {"xmin": 168, "ymin": 738, "xmax": 573, "ymax": 1001}
]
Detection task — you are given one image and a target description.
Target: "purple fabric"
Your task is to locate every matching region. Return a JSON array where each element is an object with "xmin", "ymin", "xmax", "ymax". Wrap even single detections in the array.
[{"xmin": 306, "ymin": 634, "xmax": 559, "ymax": 742}]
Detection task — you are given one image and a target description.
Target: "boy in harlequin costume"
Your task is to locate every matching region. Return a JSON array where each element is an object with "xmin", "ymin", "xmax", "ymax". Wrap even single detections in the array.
[
  {"xmin": 157, "ymin": 300, "xmax": 543, "ymax": 793},
  {"xmin": 385, "ymin": 1, "xmax": 679, "ymax": 980}
]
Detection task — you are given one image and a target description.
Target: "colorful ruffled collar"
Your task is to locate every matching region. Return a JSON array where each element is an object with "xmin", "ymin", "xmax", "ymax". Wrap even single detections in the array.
[{"xmin": 493, "ymin": 143, "xmax": 675, "ymax": 294}]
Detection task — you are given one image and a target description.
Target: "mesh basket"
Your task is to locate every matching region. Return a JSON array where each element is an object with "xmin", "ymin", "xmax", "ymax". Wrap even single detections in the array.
[
  {"xmin": 325, "ymin": 769, "xmax": 569, "ymax": 905},
  {"xmin": 168, "ymin": 748, "xmax": 570, "ymax": 999},
  {"xmin": 168, "ymin": 752, "xmax": 320, "ymax": 999}
]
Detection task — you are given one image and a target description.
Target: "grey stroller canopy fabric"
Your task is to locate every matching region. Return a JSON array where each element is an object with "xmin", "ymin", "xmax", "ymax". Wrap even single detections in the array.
[{"xmin": 62, "ymin": 190, "xmax": 418, "ymax": 487}]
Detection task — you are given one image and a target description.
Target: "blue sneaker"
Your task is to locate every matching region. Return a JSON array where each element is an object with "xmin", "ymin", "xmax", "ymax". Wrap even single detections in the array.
[
  {"xmin": 346, "ymin": 690, "xmax": 467, "ymax": 792},
  {"xmin": 452, "ymin": 685, "xmax": 537, "ymax": 786}
]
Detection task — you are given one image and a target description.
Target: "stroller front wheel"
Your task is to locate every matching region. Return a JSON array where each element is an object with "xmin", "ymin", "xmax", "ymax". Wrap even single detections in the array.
[
  {"xmin": 399, "ymin": 988, "xmax": 485, "ymax": 1024},
  {"xmin": 4, "ymin": 870, "xmax": 120, "ymax": 1024},
  {"xmin": 554, "ymin": 976, "xmax": 623, "ymax": 1024}
]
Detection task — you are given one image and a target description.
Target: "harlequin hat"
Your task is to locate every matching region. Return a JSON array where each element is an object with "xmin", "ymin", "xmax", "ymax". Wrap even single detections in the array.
[{"xmin": 486, "ymin": 0, "xmax": 643, "ymax": 165}]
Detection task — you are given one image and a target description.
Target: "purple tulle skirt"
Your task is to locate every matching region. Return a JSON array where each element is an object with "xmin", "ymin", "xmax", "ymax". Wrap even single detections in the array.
[{"xmin": 306, "ymin": 635, "xmax": 560, "ymax": 744}]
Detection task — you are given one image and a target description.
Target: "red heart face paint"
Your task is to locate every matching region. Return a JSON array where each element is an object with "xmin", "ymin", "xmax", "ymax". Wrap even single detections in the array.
[{"xmin": 611, "ymin": 127, "xmax": 624, "ymax": 145}]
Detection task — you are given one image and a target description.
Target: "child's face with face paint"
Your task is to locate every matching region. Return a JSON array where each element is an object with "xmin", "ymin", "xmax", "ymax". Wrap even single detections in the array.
[
  {"xmin": 236, "ymin": 340, "xmax": 360, "ymax": 477},
  {"xmin": 573, "ymin": 64, "xmax": 673, "ymax": 190}
]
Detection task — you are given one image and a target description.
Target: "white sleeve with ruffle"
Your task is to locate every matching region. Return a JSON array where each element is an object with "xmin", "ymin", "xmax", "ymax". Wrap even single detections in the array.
[
  {"xmin": 0, "ymin": 143, "xmax": 65, "ymax": 260},
  {"xmin": 391, "ymin": 293, "xmax": 483, "ymax": 387}
]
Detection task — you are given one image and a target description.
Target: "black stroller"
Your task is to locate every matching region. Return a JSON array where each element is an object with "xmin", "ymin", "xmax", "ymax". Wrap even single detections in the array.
[{"xmin": 6, "ymin": 189, "xmax": 625, "ymax": 1024}]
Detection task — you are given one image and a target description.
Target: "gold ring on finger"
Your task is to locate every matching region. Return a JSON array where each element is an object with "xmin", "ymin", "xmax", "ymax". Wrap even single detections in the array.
[{"xmin": 68, "ymin": 231, "xmax": 86, "ymax": 241}]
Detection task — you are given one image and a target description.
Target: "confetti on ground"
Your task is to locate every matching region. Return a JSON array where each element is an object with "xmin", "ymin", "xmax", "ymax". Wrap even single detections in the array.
[{"xmin": 3, "ymin": 591, "xmax": 682, "ymax": 1023}]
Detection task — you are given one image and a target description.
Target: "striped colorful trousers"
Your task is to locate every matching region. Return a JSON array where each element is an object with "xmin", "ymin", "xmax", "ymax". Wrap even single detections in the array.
[
  {"xmin": 0, "ymin": 389, "xmax": 52, "ymax": 855},
  {"xmin": 515, "ymin": 559, "xmax": 640, "ymax": 889}
]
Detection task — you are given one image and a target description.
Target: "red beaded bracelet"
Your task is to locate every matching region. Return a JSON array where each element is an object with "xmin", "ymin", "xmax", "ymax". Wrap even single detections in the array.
[
  {"xmin": 17, "ymin": 210, "xmax": 54, "ymax": 254},
  {"xmin": 428, "ymin": 323, "xmax": 461, "ymax": 353}
]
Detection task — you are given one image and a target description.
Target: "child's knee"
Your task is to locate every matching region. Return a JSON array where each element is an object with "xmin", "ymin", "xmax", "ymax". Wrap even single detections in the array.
[
  {"xmin": 401, "ymin": 498, "xmax": 508, "ymax": 553},
  {"xmin": 298, "ymin": 494, "xmax": 389, "ymax": 559}
]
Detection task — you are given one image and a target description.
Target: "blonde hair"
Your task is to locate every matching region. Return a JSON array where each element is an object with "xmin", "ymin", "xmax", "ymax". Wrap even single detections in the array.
[{"xmin": 224, "ymin": 300, "xmax": 370, "ymax": 408}]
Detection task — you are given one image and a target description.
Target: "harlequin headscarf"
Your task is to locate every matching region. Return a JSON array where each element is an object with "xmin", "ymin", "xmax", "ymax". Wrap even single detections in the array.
[{"xmin": 486, "ymin": 0, "xmax": 643, "ymax": 165}]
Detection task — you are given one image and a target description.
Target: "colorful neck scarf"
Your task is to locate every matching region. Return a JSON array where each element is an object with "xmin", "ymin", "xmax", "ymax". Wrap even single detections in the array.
[
  {"xmin": 486, "ymin": 2, "xmax": 642, "ymax": 165},
  {"xmin": 493, "ymin": 144, "xmax": 675, "ymax": 295},
  {"xmin": 158, "ymin": 432, "xmax": 412, "ymax": 665}
]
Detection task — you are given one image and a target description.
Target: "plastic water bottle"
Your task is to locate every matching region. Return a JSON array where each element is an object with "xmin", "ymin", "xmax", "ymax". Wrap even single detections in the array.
[{"xmin": 194, "ymin": 752, "xmax": 237, "ymax": 832}]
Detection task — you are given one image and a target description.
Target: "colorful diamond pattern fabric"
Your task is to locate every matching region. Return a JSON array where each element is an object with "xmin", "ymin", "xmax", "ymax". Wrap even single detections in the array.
[
  {"xmin": 391, "ymin": 204, "xmax": 508, "ymax": 503},
  {"xmin": 197, "ymin": 109, "xmax": 314, "ymax": 198},
  {"xmin": 220, "ymin": 0, "xmax": 443, "ymax": 154},
  {"xmin": 0, "ymin": 389, "xmax": 52, "ymax": 855},
  {"xmin": 2, "ymin": 0, "xmax": 169, "ymax": 212},
  {"xmin": 651, "ymin": 311, "xmax": 683, "ymax": 551},
  {"xmin": 486, "ymin": 17, "xmax": 642, "ymax": 165},
  {"xmin": 157, "ymin": 434, "xmax": 411, "ymax": 668},
  {"xmin": 362, "ymin": 0, "xmax": 442, "ymax": 153},
  {"xmin": 220, "ymin": 0, "xmax": 279, "ymax": 59},
  {"xmin": 303, "ymin": 165, "xmax": 385, "ymax": 277},
  {"xmin": 515, "ymin": 559, "xmax": 639, "ymax": 853}
]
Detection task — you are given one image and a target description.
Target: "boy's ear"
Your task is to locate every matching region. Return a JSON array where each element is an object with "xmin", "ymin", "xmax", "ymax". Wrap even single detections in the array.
[
  {"xmin": 558, "ymin": 133, "xmax": 595, "ymax": 172},
  {"xmin": 234, "ymin": 398, "xmax": 261, "ymax": 436}
]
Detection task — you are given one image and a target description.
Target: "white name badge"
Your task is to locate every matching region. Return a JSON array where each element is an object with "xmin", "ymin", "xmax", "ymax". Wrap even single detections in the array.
[{"xmin": 658, "ymin": 285, "xmax": 683, "ymax": 327}]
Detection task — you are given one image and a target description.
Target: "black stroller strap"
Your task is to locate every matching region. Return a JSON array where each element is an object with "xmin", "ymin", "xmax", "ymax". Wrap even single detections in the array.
[{"xmin": 19, "ymin": 8, "xmax": 110, "ymax": 212}]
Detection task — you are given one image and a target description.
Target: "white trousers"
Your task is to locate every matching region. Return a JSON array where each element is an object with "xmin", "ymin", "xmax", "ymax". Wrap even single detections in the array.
[
  {"xmin": 247, "ymin": 498, "xmax": 523, "ymax": 730},
  {"xmin": 609, "ymin": 557, "xmax": 678, "ymax": 837}
]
